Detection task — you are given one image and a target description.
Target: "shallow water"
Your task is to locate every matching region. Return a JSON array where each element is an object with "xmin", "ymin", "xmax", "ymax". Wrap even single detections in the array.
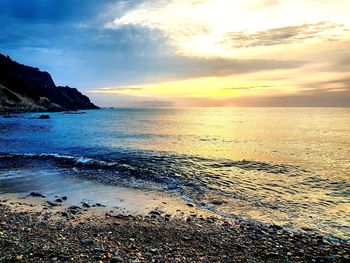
[{"xmin": 0, "ymin": 108, "xmax": 349, "ymax": 239}]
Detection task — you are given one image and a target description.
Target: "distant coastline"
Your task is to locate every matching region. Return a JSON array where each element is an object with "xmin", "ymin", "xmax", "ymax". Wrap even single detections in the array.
[{"xmin": 0, "ymin": 53, "xmax": 98, "ymax": 114}]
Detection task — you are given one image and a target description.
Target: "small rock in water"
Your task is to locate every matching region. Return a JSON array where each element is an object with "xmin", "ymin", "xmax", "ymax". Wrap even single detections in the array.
[
  {"xmin": 29, "ymin": 192, "xmax": 46, "ymax": 198},
  {"xmin": 62, "ymin": 196, "xmax": 67, "ymax": 201},
  {"xmin": 3, "ymin": 115, "xmax": 16, "ymax": 118},
  {"xmin": 55, "ymin": 198, "xmax": 62, "ymax": 203},
  {"xmin": 38, "ymin": 114, "xmax": 50, "ymax": 119},
  {"xmin": 81, "ymin": 202, "xmax": 91, "ymax": 208}
]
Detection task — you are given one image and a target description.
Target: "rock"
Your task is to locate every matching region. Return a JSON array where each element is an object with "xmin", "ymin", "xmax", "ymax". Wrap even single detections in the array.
[
  {"xmin": 68, "ymin": 205, "xmax": 80, "ymax": 210},
  {"xmin": 55, "ymin": 198, "xmax": 62, "ymax": 203},
  {"xmin": 110, "ymin": 257, "xmax": 123, "ymax": 262},
  {"xmin": 62, "ymin": 111, "xmax": 86, "ymax": 114},
  {"xmin": 269, "ymin": 224, "xmax": 283, "ymax": 231},
  {"xmin": 62, "ymin": 196, "xmax": 67, "ymax": 201},
  {"xmin": 38, "ymin": 115, "xmax": 50, "ymax": 119},
  {"xmin": 29, "ymin": 192, "xmax": 46, "ymax": 198},
  {"xmin": 61, "ymin": 212, "xmax": 69, "ymax": 217},
  {"xmin": 211, "ymin": 200, "xmax": 225, "ymax": 205},
  {"xmin": 0, "ymin": 53, "xmax": 99, "ymax": 113},
  {"xmin": 186, "ymin": 203, "xmax": 194, "ymax": 207},
  {"xmin": 150, "ymin": 248, "xmax": 158, "ymax": 253},
  {"xmin": 81, "ymin": 202, "xmax": 91, "ymax": 208},
  {"xmin": 93, "ymin": 248, "xmax": 105, "ymax": 253},
  {"xmin": 16, "ymin": 255, "xmax": 23, "ymax": 261},
  {"xmin": 47, "ymin": 201, "xmax": 60, "ymax": 206},
  {"xmin": 81, "ymin": 239, "xmax": 94, "ymax": 245},
  {"xmin": 149, "ymin": 210, "xmax": 161, "ymax": 216}
]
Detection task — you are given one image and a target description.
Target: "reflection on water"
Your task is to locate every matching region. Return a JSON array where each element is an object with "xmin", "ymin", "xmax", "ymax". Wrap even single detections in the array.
[{"xmin": 0, "ymin": 108, "xmax": 349, "ymax": 239}]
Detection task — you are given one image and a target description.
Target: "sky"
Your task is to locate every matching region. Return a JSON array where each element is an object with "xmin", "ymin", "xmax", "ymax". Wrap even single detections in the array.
[{"xmin": 0, "ymin": 0, "xmax": 349, "ymax": 107}]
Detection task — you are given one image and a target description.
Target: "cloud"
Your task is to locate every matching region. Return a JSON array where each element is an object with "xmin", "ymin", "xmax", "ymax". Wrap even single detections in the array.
[
  {"xmin": 141, "ymin": 56, "xmax": 306, "ymax": 81},
  {"xmin": 225, "ymin": 85, "xmax": 272, "ymax": 91},
  {"xmin": 132, "ymin": 100, "xmax": 174, "ymax": 107},
  {"xmin": 250, "ymin": 0, "xmax": 280, "ymax": 10},
  {"xmin": 97, "ymin": 87, "xmax": 145, "ymax": 91},
  {"xmin": 89, "ymin": 93, "xmax": 174, "ymax": 107},
  {"xmin": 246, "ymin": 88, "xmax": 350, "ymax": 107},
  {"xmin": 333, "ymin": 56, "xmax": 350, "ymax": 72},
  {"xmin": 221, "ymin": 22, "xmax": 345, "ymax": 48},
  {"xmin": 106, "ymin": 0, "xmax": 350, "ymax": 57},
  {"xmin": 303, "ymin": 77, "xmax": 350, "ymax": 90},
  {"xmin": 1, "ymin": 0, "xmax": 349, "ymax": 107}
]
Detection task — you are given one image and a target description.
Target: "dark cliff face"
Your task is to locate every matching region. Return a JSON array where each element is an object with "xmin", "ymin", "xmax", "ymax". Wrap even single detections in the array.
[{"xmin": 0, "ymin": 53, "xmax": 98, "ymax": 113}]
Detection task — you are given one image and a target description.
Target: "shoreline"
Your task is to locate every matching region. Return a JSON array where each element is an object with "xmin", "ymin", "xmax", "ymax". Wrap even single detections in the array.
[{"xmin": 0, "ymin": 194, "xmax": 349, "ymax": 262}]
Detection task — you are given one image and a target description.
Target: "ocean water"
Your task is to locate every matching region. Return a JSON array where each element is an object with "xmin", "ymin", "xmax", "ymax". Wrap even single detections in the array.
[{"xmin": 0, "ymin": 108, "xmax": 349, "ymax": 239}]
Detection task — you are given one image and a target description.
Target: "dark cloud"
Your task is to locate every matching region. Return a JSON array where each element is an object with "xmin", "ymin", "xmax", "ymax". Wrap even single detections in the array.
[
  {"xmin": 89, "ymin": 93, "xmax": 173, "ymax": 107},
  {"xmin": 302, "ymin": 77, "xmax": 350, "ymax": 91},
  {"xmin": 138, "ymin": 56, "xmax": 306, "ymax": 80},
  {"xmin": 132, "ymin": 100, "xmax": 174, "ymax": 107},
  {"xmin": 222, "ymin": 22, "xmax": 342, "ymax": 48},
  {"xmin": 248, "ymin": 88, "xmax": 350, "ymax": 107},
  {"xmin": 229, "ymin": 79, "xmax": 350, "ymax": 107},
  {"xmin": 0, "ymin": 0, "xmax": 113, "ymax": 24},
  {"xmin": 175, "ymin": 86, "xmax": 350, "ymax": 107},
  {"xmin": 0, "ymin": 0, "xmax": 169, "ymax": 88},
  {"xmin": 333, "ymin": 56, "xmax": 350, "ymax": 72}
]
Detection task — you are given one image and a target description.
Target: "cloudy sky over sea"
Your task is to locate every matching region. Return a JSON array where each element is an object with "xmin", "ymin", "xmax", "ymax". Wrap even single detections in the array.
[{"xmin": 1, "ymin": 0, "xmax": 349, "ymax": 107}]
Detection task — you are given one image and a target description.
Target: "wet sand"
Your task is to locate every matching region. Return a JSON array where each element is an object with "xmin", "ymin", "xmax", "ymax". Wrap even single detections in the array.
[{"xmin": 0, "ymin": 194, "xmax": 349, "ymax": 262}]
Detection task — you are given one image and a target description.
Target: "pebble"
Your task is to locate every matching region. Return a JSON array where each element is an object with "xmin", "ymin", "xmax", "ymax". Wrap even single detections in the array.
[
  {"xmin": 149, "ymin": 210, "xmax": 161, "ymax": 216},
  {"xmin": 47, "ymin": 201, "xmax": 60, "ymax": 206},
  {"xmin": 211, "ymin": 200, "xmax": 224, "ymax": 205},
  {"xmin": 93, "ymin": 248, "xmax": 105, "ymax": 253},
  {"xmin": 81, "ymin": 239, "xmax": 94, "ymax": 245}
]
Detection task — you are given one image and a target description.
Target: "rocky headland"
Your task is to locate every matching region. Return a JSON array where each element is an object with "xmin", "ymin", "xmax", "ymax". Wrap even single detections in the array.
[{"xmin": 0, "ymin": 53, "xmax": 98, "ymax": 114}]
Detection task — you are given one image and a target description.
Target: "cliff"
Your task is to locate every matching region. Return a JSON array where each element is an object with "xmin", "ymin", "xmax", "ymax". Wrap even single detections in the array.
[{"xmin": 0, "ymin": 53, "xmax": 98, "ymax": 113}]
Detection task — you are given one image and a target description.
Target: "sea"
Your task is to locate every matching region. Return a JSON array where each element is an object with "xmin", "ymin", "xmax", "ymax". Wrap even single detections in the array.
[{"xmin": 0, "ymin": 108, "xmax": 349, "ymax": 240}]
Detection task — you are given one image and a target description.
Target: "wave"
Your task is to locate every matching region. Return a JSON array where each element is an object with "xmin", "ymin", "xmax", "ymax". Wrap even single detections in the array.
[
  {"xmin": 0, "ymin": 152, "xmax": 302, "ymax": 173},
  {"xmin": 0, "ymin": 152, "xmax": 131, "ymax": 169},
  {"xmin": 0, "ymin": 151, "xmax": 305, "ymax": 200}
]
